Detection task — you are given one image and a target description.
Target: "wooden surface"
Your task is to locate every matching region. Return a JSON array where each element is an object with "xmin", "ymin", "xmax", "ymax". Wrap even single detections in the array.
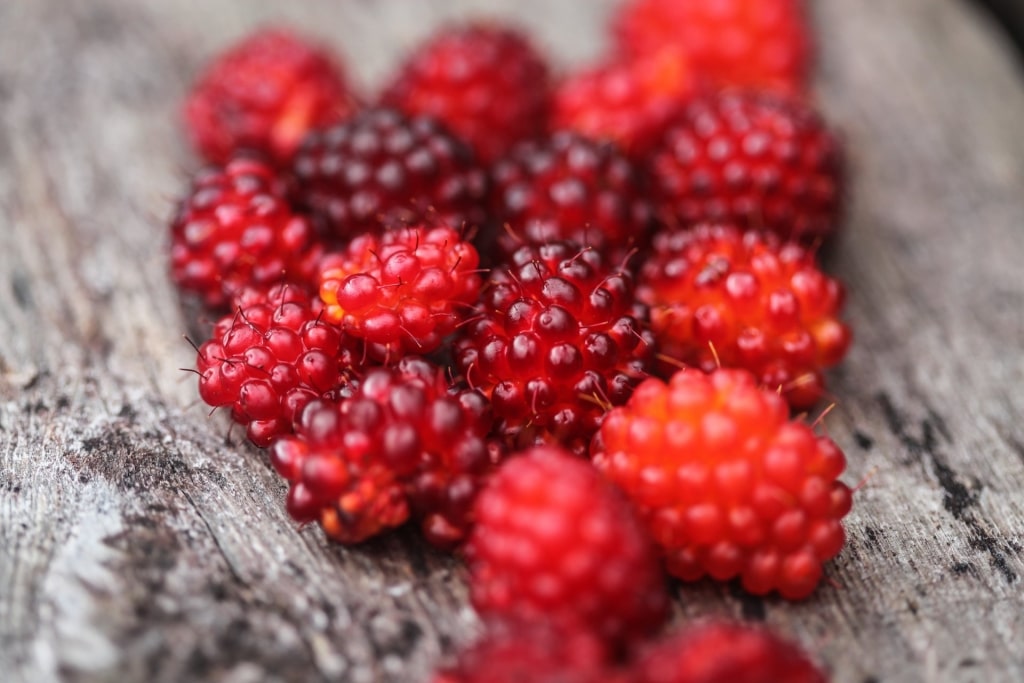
[{"xmin": 2, "ymin": 0, "xmax": 1024, "ymax": 681}]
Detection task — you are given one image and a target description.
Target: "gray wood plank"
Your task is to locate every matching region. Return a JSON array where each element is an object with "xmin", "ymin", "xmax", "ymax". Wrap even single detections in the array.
[{"xmin": 1, "ymin": 0, "xmax": 1023, "ymax": 681}]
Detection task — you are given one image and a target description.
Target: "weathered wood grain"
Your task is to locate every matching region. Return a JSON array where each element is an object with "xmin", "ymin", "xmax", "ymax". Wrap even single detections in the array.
[{"xmin": 1, "ymin": 0, "xmax": 1023, "ymax": 681}]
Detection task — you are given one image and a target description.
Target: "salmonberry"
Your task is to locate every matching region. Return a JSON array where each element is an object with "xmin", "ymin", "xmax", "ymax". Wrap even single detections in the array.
[
  {"xmin": 454, "ymin": 241, "xmax": 653, "ymax": 454},
  {"xmin": 638, "ymin": 224, "xmax": 850, "ymax": 409},
  {"xmin": 196, "ymin": 285, "xmax": 357, "ymax": 447},
  {"xmin": 634, "ymin": 621, "xmax": 827, "ymax": 683},
  {"xmin": 648, "ymin": 92, "xmax": 844, "ymax": 242},
  {"xmin": 292, "ymin": 107, "xmax": 488, "ymax": 239},
  {"xmin": 553, "ymin": 48, "xmax": 701, "ymax": 158},
  {"xmin": 613, "ymin": 0, "xmax": 812, "ymax": 95},
  {"xmin": 490, "ymin": 132, "xmax": 652, "ymax": 260},
  {"xmin": 467, "ymin": 447, "xmax": 670, "ymax": 648},
  {"xmin": 270, "ymin": 357, "xmax": 500, "ymax": 547},
  {"xmin": 383, "ymin": 24, "xmax": 551, "ymax": 164},
  {"xmin": 433, "ymin": 619, "xmax": 618, "ymax": 683},
  {"xmin": 318, "ymin": 225, "xmax": 482, "ymax": 360},
  {"xmin": 184, "ymin": 28, "xmax": 357, "ymax": 165},
  {"xmin": 170, "ymin": 155, "xmax": 324, "ymax": 309},
  {"xmin": 592, "ymin": 368, "xmax": 853, "ymax": 599}
]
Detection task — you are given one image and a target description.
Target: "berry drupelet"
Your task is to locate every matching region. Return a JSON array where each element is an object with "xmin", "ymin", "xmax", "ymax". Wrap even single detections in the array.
[
  {"xmin": 613, "ymin": 0, "xmax": 812, "ymax": 95},
  {"xmin": 454, "ymin": 241, "xmax": 653, "ymax": 454},
  {"xmin": 648, "ymin": 91, "xmax": 844, "ymax": 243},
  {"xmin": 170, "ymin": 155, "xmax": 324, "ymax": 309},
  {"xmin": 592, "ymin": 368, "xmax": 853, "ymax": 600},
  {"xmin": 292, "ymin": 107, "xmax": 488, "ymax": 240},
  {"xmin": 637, "ymin": 224, "xmax": 850, "ymax": 409},
  {"xmin": 184, "ymin": 28, "xmax": 357, "ymax": 165},
  {"xmin": 318, "ymin": 225, "xmax": 483, "ymax": 360},
  {"xmin": 270, "ymin": 357, "xmax": 500, "ymax": 548},
  {"xmin": 467, "ymin": 447, "xmax": 670, "ymax": 649},
  {"xmin": 490, "ymin": 131, "xmax": 652, "ymax": 260},
  {"xmin": 382, "ymin": 23, "xmax": 551, "ymax": 164},
  {"xmin": 195, "ymin": 285, "xmax": 359, "ymax": 447}
]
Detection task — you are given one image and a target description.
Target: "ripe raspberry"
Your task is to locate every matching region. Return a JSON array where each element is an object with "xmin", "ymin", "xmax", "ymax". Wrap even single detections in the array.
[
  {"xmin": 433, "ymin": 620, "xmax": 617, "ymax": 683},
  {"xmin": 648, "ymin": 92, "xmax": 844, "ymax": 243},
  {"xmin": 592, "ymin": 369, "xmax": 853, "ymax": 599},
  {"xmin": 634, "ymin": 621, "xmax": 827, "ymax": 683},
  {"xmin": 454, "ymin": 242, "xmax": 653, "ymax": 453},
  {"xmin": 638, "ymin": 224, "xmax": 850, "ymax": 409},
  {"xmin": 318, "ymin": 226, "xmax": 482, "ymax": 360},
  {"xmin": 490, "ymin": 132, "xmax": 652, "ymax": 260},
  {"xmin": 382, "ymin": 24, "xmax": 551, "ymax": 164},
  {"xmin": 553, "ymin": 48, "xmax": 701, "ymax": 158},
  {"xmin": 292, "ymin": 107, "xmax": 488, "ymax": 239},
  {"xmin": 170, "ymin": 155, "xmax": 323, "ymax": 308},
  {"xmin": 196, "ymin": 285, "xmax": 357, "ymax": 447},
  {"xmin": 613, "ymin": 0, "xmax": 812, "ymax": 95},
  {"xmin": 184, "ymin": 28, "xmax": 357, "ymax": 165},
  {"xmin": 467, "ymin": 447, "xmax": 670, "ymax": 648},
  {"xmin": 270, "ymin": 357, "xmax": 500, "ymax": 547}
]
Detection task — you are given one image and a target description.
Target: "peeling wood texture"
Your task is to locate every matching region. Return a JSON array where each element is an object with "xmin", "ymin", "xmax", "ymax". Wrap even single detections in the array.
[{"xmin": 2, "ymin": 1, "xmax": 1024, "ymax": 682}]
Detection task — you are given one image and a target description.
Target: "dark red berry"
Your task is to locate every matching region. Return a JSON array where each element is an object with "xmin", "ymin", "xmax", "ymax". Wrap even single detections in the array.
[
  {"xmin": 490, "ymin": 132, "xmax": 652, "ymax": 259},
  {"xmin": 292, "ymin": 107, "xmax": 488, "ymax": 239},
  {"xmin": 270, "ymin": 357, "xmax": 501, "ymax": 547}
]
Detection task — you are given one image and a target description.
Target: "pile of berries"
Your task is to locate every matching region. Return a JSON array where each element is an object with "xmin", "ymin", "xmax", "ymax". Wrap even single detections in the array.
[{"xmin": 170, "ymin": 1, "xmax": 859, "ymax": 679}]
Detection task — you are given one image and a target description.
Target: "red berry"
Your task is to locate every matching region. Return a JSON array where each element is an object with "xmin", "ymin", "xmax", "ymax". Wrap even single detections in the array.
[
  {"xmin": 468, "ymin": 447, "xmax": 670, "ymax": 648},
  {"xmin": 454, "ymin": 242, "xmax": 653, "ymax": 454},
  {"xmin": 613, "ymin": 0, "xmax": 812, "ymax": 95},
  {"xmin": 592, "ymin": 369, "xmax": 853, "ymax": 599},
  {"xmin": 638, "ymin": 224, "xmax": 850, "ymax": 409},
  {"xmin": 169, "ymin": 155, "xmax": 324, "ymax": 308},
  {"xmin": 433, "ymin": 620, "xmax": 618, "ymax": 683},
  {"xmin": 184, "ymin": 28, "xmax": 357, "ymax": 165},
  {"xmin": 318, "ymin": 225, "xmax": 482, "ymax": 360},
  {"xmin": 648, "ymin": 92, "xmax": 844, "ymax": 243},
  {"xmin": 634, "ymin": 621, "xmax": 827, "ymax": 683},
  {"xmin": 553, "ymin": 48, "xmax": 701, "ymax": 158},
  {"xmin": 383, "ymin": 24, "xmax": 551, "ymax": 164},
  {"xmin": 271, "ymin": 357, "xmax": 500, "ymax": 547},
  {"xmin": 196, "ymin": 285, "xmax": 358, "ymax": 447},
  {"xmin": 292, "ymin": 107, "xmax": 488, "ymax": 239},
  {"xmin": 490, "ymin": 132, "xmax": 652, "ymax": 260}
]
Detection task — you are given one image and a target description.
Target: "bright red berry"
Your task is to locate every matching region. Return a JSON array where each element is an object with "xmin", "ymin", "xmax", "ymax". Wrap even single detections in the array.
[
  {"xmin": 648, "ymin": 92, "xmax": 844, "ymax": 243},
  {"xmin": 592, "ymin": 369, "xmax": 853, "ymax": 599},
  {"xmin": 553, "ymin": 48, "xmax": 701, "ymax": 158},
  {"xmin": 196, "ymin": 285, "xmax": 358, "ymax": 447},
  {"xmin": 292, "ymin": 107, "xmax": 488, "ymax": 239},
  {"xmin": 318, "ymin": 225, "xmax": 482, "ymax": 360},
  {"xmin": 454, "ymin": 241, "xmax": 653, "ymax": 454},
  {"xmin": 270, "ymin": 357, "xmax": 500, "ymax": 547},
  {"xmin": 184, "ymin": 28, "xmax": 357, "ymax": 165},
  {"xmin": 382, "ymin": 24, "xmax": 551, "ymax": 164},
  {"xmin": 490, "ymin": 132, "xmax": 652, "ymax": 260},
  {"xmin": 433, "ymin": 620, "xmax": 618, "ymax": 683},
  {"xmin": 170, "ymin": 155, "xmax": 324, "ymax": 309},
  {"xmin": 634, "ymin": 621, "xmax": 827, "ymax": 683},
  {"xmin": 638, "ymin": 224, "xmax": 850, "ymax": 409},
  {"xmin": 468, "ymin": 447, "xmax": 670, "ymax": 648},
  {"xmin": 613, "ymin": 0, "xmax": 812, "ymax": 95}
]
